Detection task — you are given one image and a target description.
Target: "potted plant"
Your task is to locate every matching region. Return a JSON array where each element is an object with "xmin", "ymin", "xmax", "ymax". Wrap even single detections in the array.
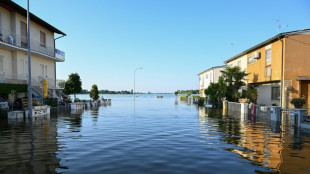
[
  {"xmin": 290, "ymin": 97, "xmax": 306, "ymax": 109},
  {"xmin": 238, "ymin": 98, "xmax": 249, "ymax": 103}
]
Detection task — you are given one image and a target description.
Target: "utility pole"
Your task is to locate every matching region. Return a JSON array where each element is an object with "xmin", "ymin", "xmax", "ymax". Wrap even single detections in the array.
[{"xmin": 27, "ymin": 0, "xmax": 32, "ymax": 117}]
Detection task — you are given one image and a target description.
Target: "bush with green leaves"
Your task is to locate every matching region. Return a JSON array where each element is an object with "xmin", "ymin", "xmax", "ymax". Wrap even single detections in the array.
[
  {"xmin": 63, "ymin": 73, "xmax": 82, "ymax": 99},
  {"xmin": 179, "ymin": 95, "xmax": 187, "ymax": 101},
  {"xmin": 90, "ymin": 84, "xmax": 99, "ymax": 101},
  {"xmin": 45, "ymin": 98, "xmax": 58, "ymax": 107},
  {"xmin": 197, "ymin": 97, "xmax": 205, "ymax": 106}
]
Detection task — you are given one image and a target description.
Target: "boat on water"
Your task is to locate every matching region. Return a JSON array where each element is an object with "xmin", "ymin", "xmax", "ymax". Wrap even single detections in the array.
[{"xmin": 156, "ymin": 96, "xmax": 164, "ymax": 98}]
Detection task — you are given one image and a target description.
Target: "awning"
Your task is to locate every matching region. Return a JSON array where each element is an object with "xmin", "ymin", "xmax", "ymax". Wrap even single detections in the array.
[{"xmin": 296, "ymin": 76, "xmax": 310, "ymax": 81}]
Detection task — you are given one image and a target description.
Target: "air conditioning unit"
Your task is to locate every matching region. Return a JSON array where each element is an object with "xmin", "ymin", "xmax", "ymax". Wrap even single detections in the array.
[{"xmin": 253, "ymin": 52, "xmax": 260, "ymax": 59}]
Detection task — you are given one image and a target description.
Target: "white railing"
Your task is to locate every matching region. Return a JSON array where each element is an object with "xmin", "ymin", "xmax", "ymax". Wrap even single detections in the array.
[
  {"xmin": 0, "ymin": 72, "xmax": 27, "ymax": 84},
  {"xmin": 0, "ymin": 28, "xmax": 65, "ymax": 61}
]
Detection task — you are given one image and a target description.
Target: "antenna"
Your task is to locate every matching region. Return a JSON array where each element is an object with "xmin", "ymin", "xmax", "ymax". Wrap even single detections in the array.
[{"xmin": 273, "ymin": 19, "xmax": 288, "ymax": 32}]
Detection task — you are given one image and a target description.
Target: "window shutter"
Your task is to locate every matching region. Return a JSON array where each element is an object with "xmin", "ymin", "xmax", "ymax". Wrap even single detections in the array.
[{"xmin": 0, "ymin": 56, "xmax": 3, "ymax": 72}]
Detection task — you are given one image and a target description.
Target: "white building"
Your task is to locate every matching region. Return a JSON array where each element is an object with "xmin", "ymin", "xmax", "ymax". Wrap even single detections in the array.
[
  {"xmin": 0, "ymin": 0, "xmax": 65, "ymax": 102},
  {"xmin": 198, "ymin": 65, "xmax": 225, "ymax": 97}
]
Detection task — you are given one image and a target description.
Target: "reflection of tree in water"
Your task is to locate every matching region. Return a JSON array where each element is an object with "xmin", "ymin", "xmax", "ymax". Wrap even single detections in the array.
[
  {"xmin": 91, "ymin": 108, "xmax": 99, "ymax": 122},
  {"xmin": 67, "ymin": 113, "xmax": 83, "ymax": 132}
]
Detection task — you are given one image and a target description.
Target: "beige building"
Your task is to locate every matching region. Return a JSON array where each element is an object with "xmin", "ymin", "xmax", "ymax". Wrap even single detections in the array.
[
  {"xmin": 198, "ymin": 65, "xmax": 225, "ymax": 97},
  {"xmin": 0, "ymin": 0, "xmax": 65, "ymax": 102},
  {"xmin": 224, "ymin": 54, "xmax": 247, "ymax": 72}
]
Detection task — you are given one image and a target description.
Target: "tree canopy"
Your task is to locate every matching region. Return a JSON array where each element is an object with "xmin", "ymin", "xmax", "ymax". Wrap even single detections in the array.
[
  {"xmin": 220, "ymin": 66, "xmax": 248, "ymax": 102},
  {"xmin": 90, "ymin": 84, "xmax": 99, "ymax": 101},
  {"xmin": 63, "ymin": 73, "xmax": 82, "ymax": 99}
]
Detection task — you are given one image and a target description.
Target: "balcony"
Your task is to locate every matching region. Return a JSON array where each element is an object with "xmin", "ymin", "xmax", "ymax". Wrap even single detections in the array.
[
  {"xmin": 0, "ymin": 28, "xmax": 65, "ymax": 62},
  {"xmin": 0, "ymin": 73, "xmax": 28, "ymax": 85}
]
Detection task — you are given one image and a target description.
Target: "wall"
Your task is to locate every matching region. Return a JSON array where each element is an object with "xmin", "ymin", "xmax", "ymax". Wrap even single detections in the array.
[
  {"xmin": 0, "ymin": 48, "xmax": 13, "ymax": 74},
  {"xmin": 15, "ymin": 13, "xmax": 55, "ymax": 49},
  {"xmin": 284, "ymin": 34, "xmax": 310, "ymax": 109},
  {"xmin": 199, "ymin": 70, "xmax": 213, "ymax": 97},
  {"xmin": 246, "ymin": 41, "xmax": 282, "ymax": 83},
  {"xmin": 0, "ymin": 6, "xmax": 11, "ymax": 32},
  {"xmin": 256, "ymin": 83, "xmax": 280, "ymax": 106},
  {"xmin": 17, "ymin": 52, "xmax": 55, "ymax": 82},
  {"xmin": 213, "ymin": 67, "xmax": 224, "ymax": 83},
  {"xmin": 226, "ymin": 55, "xmax": 247, "ymax": 72}
]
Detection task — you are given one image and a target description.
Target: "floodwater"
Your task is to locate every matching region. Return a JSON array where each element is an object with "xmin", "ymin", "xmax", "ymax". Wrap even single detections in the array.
[{"xmin": 1, "ymin": 94, "xmax": 310, "ymax": 173}]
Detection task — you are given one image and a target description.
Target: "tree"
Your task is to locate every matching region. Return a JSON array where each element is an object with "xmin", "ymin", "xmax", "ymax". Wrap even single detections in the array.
[
  {"xmin": 205, "ymin": 83, "xmax": 220, "ymax": 108},
  {"xmin": 220, "ymin": 66, "xmax": 248, "ymax": 102},
  {"xmin": 89, "ymin": 84, "xmax": 99, "ymax": 101},
  {"xmin": 174, "ymin": 91, "xmax": 179, "ymax": 97},
  {"xmin": 63, "ymin": 73, "xmax": 82, "ymax": 99}
]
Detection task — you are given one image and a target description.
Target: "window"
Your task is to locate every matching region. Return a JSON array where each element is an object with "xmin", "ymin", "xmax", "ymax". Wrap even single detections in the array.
[
  {"xmin": 205, "ymin": 74, "xmax": 208, "ymax": 79},
  {"xmin": 238, "ymin": 60, "xmax": 241, "ymax": 67},
  {"xmin": 0, "ymin": 12, "xmax": 2, "ymax": 34},
  {"xmin": 229, "ymin": 64, "xmax": 233, "ymax": 68},
  {"xmin": 20, "ymin": 21, "xmax": 27, "ymax": 46},
  {"xmin": 0, "ymin": 55, "xmax": 3, "ymax": 72},
  {"xmin": 40, "ymin": 64, "xmax": 48, "ymax": 77},
  {"xmin": 40, "ymin": 31, "xmax": 46, "ymax": 47},
  {"xmin": 265, "ymin": 65, "xmax": 271, "ymax": 77},
  {"xmin": 248, "ymin": 55, "xmax": 256, "ymax": 64},
  {"xmin": 266, "ymin": 49, "xmax": 271, "ymax": 65},
  {"xmin": 271, "ymin": 86, "xmax": 280, "ymax": 100}
]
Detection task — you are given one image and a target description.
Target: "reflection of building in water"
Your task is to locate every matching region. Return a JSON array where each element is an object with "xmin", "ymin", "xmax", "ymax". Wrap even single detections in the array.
[
  {"xmin": 198, "ymin": 112, "xmax": 310, "ymax": 173},
  {"xmin": 0, "ymin": 117, "xmax": 61, "ymax": 173}
]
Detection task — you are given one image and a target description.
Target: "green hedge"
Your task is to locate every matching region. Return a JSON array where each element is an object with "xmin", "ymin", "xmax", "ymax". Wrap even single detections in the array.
[
  {"xmin": 45, "ymin": 98, "xmax": 58, "ymax": 107},
  {"xmin": 0, "ymin": 84, "xmax": 27, "ymax": 93}
]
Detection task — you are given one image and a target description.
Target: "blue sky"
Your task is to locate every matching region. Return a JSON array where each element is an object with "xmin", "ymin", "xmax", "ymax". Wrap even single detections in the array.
[{"xmin": 13, "ymin": 0, "xmax": 310, "ymax": 93}]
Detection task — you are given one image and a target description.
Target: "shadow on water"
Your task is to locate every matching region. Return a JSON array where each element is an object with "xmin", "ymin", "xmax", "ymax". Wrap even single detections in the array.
[{"xmin": 198, "ymin": 106, "xmax": 310, "ymax": 173}]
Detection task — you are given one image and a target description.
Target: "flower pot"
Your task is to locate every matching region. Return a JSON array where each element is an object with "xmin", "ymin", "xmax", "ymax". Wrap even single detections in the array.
[{"xmin": 294, "ymin": 103, "xmax": 303, "ymax": 109}]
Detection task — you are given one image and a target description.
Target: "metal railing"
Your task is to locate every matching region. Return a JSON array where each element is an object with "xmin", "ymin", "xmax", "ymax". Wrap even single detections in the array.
[
  {"xmin": 0, "ymin": 72, "xmax": 28, "ymax": 84},
  {"xmin": 0, "ymin": 27, "xmax": 65, "ymax": 61}
]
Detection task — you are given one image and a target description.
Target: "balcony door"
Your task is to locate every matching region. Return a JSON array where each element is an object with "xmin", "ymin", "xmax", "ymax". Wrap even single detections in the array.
[
  {"xmin": 40, "ymin": 64, "xmax": 48, "ymax": 78},
  {"xmin": 20, "ymin": 21, "xmax": 27, "ymax": 47}
]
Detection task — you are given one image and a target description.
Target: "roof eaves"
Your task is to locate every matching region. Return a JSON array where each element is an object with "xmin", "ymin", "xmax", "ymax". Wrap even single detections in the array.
[
  {"xmin": 1, "ymin": 0, "xmax": 66, "ymax": 36},
  {"xmin": 224, "ymin": 28, "xmax": 310, "ymax": 64}
]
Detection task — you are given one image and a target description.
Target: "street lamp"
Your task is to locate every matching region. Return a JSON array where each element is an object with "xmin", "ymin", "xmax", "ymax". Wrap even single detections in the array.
[
  {"xmin": 27, "ymin": 0, "xmax": 32, "ymax": 118},
  {"xmin": 134, "ymin": 67, "xmax": 143, "ymax": 99}
]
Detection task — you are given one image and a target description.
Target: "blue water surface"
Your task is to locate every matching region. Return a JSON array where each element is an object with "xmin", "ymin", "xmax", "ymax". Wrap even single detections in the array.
[{"xmin": 1, "ymin": 94, "xmax": 310, "ymax": 173}]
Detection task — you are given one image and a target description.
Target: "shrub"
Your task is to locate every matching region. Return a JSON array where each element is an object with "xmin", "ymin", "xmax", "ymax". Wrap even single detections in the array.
[
  {"xmin": 197, "ymin": 97, "xmax": 205, "ymax": 106},
  {"xmin": 290, "ymin": 98, "xmax": 306, "ymax": 108},
  {"xmin": 45, "ymin": 98, "xmax": 58, "ymax": 107},
  {"xmin": 179, "ymin": 95, "xmax": 187, "ymax": 101}
]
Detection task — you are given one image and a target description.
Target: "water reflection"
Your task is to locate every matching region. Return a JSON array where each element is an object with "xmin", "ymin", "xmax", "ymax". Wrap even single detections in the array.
[
  {"xmin": 198, "ymin": 107, "xmax": 310, "ymax": 173},
  {"xmin": 0, "ymin": 116, "xmax": 62, "ymax": 173}
]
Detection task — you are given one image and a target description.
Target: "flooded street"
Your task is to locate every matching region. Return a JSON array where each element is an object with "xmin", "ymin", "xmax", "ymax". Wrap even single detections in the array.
[{"xmin": 1, "ymin": 94, "xmax": 310, "ymax": 173}]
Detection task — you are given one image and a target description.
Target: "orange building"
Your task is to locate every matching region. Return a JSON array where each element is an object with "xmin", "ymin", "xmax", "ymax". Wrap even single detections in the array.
[{"xmin": 225, "ymin": 29, "xmax": 310, "ymax": 111}]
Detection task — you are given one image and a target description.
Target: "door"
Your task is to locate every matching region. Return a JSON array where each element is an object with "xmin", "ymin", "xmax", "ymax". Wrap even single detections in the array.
[
  {"xmin": 20, "ymin": 21, "xmax": 27, "ymax": 47},
  {"xmin": 300, "ymin": 81, "xmax": 310, "ymax": 113}
]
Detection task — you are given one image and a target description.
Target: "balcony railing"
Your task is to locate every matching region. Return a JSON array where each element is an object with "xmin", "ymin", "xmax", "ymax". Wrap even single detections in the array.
[
  {"xmin": 0, "ymin": 73, "xmax": 28, "ymax": 84},
  {"xmin": 0, "ymin": 73, "xmax": 58, "ymax": 88},
  {"xmin": 0, "ymin": 28, "xmax": 65, "ymax": 61}
]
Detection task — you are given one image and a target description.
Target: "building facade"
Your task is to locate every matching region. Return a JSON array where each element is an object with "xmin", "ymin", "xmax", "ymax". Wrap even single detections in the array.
[
  {"xmin": 198, "ymin": 65, "xmax": 225, "ymax": 97},
  {"xmin": 0, "ymin": 0, "xmax": 65, "ymax": 103},
  {"xmin": 224, "ymin": 29, "xmax": 310, "ymax": 110}
]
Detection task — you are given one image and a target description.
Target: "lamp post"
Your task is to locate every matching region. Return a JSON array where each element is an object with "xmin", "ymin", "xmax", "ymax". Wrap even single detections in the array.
[
  {"xmin": 134, "ymin": 67, "xmax": 143, "ymax": 99},
  {"xmin": 27, "ymin": 0, "xmax": 32, "ymax": 118}
]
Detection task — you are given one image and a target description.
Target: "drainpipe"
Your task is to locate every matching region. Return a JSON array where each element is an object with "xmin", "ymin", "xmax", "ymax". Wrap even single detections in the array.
[{"xmin": 278, "ymin": 35, "xmax": 284, "ymax": 108}]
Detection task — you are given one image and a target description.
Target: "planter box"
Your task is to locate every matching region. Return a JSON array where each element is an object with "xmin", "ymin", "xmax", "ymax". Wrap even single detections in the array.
[
  {"xmin": 25, "ymin": 105, "xmax": 51, "ymax": 117},
  {"xmin": 70, "ymin": 102, "xmax": 85, "ymax": 110},
  {"xmin": 260, "ymin": 106, "xmax": 270, "ymax": 111}
]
